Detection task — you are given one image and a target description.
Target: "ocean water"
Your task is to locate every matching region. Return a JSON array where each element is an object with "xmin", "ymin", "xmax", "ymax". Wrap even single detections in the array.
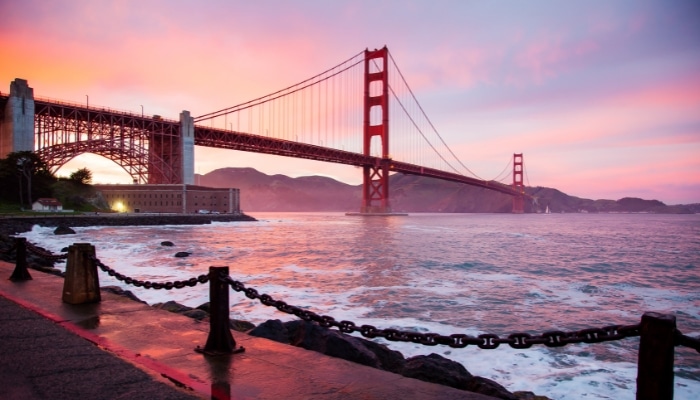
[{"xmin": 20, "ymin": 212, "xmax": 700, "ymax": 399}]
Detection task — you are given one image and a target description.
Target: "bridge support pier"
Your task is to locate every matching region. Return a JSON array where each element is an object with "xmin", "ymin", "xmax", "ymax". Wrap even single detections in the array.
[
  {"xmin": 361, "ymin": 160, "xmax": 392, "ymax": 214},
  {"xmin": 180, "ymin": 110, "xmax": 195, "ymax": 185},
  {"xmin": 512, "ymin": 153, "xmax": 525, "ymax": 214},
  {"xmin": 0, "ymin": 79, "xmax": 35, "ymax": 158},
  {"xmin": 357, "ymin": 47, "xmax": 395, "ymax": 215}
]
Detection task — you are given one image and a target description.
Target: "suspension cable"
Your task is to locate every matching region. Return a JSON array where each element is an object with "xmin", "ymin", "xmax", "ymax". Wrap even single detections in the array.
[
  {"xmin": 491, "ymin": 157, "xmax": 513, "ymax": 183},
  {"xmin": 524, "ymin": 161, "xmax": 531, "ymax": 188},
  {"xmin": 195, "ymin": 50, "xmax": 365, "ymax": 122},
  {"xmin": 387, "ymin": 50, "xmax": 484, "ymax": 180}
]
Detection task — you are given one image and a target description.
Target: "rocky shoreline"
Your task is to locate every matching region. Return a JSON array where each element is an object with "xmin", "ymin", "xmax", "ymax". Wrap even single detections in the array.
[
  {"xmin": 0, "ymin": 214, "xmax": 550, "ymax": 399},
  {"xmin": 2, "ymin": 261, "xmax": 550, "ymax": 400},
  {"xmin": 112, "ymin": 289, "xmax": 549, "ymax": 400},
  {"xmin": 0, "ymin": 213, "xmax": 257, "ymax": 236}
]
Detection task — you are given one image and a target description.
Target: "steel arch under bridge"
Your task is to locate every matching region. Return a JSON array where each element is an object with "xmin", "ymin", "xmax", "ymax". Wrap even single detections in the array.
[{"xmin": 33, "ymin": 99, "xmax": 184, "ymax": 184}]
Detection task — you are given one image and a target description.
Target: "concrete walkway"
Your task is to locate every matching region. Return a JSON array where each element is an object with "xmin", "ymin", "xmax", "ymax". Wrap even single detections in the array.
[{"xmin": 0, "ymin": 261, "xmax": 497, "ymax": 400}]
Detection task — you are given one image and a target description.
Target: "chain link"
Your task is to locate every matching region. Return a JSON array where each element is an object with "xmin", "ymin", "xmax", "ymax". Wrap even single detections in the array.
[
  {"xmin": 24, "ymin": 242, "xmax": 695, "ymax": 354},
  {"xmin": 676, "ymin": 330, "xmax": 700, "ymax": 353},
  {"xmin": 221, "ymin": 272, "xmax": 641, "ymax": 350},
  {"xmin": 1, "ymin": 243, "xmax": 17, "ymax": 255},
  {"xmin": 90, "ymin": 255, "xmax": 209, "ymax": 290},
  {"xmin": 25, "ymin": 241, "xmax": 69, "ymax": 261}
]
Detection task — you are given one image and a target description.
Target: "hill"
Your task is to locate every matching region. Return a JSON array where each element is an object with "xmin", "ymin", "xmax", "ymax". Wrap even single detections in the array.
[{"xmin": 197, "ymin": 168, "xmax": 695, "ymax": 214}]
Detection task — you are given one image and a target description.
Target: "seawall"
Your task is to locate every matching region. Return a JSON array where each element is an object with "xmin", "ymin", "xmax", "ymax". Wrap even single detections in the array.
[{"xmin": 0, "ymin": 213, "xmax": 257, "ymax": 236}]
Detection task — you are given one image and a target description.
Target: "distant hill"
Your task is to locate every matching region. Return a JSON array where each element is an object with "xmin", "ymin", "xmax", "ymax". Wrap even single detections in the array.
[{"xmin": 197, "ymin": 168, "xmax": 696, "ymax": 214}]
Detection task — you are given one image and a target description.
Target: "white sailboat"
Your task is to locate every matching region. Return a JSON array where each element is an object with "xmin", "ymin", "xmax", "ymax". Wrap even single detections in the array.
[{"xmin": 545, "ymin": 205, "xmax": 551, "ymax": 214}]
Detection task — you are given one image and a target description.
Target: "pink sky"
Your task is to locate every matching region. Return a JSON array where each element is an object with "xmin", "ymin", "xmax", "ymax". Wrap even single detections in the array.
[{"xmin": 1, "ymin": 0, "xmax": 698, "ymax": 204}]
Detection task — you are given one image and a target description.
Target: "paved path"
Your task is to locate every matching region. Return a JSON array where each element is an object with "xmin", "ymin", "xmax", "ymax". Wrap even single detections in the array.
[
  {"xmin": 0, "ymin": 296, "xmax": 200, "ymax": 399},
  {"xmin": 0, "ymin": 261, "xmax": 497, "ymax": 399}
]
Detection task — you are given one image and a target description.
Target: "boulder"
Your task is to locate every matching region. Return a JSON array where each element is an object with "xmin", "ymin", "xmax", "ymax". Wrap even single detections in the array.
[
  {"xmin": 53, "ymin": 225, "xmax": 76, "ymax": 235},
  {"xmin": 182, "ymin": 309, "xmax": 209, "ymax": 320},
  {"xmin": 160, "ymin": 241, "xmax": 174, "ymax": 246},
  {"xmin": 249, "ymin": 319, "xmax": 291, "ymax": 343},
  {"xmin": 174, "ymin": 251, "xmax": 190, "ymax": 258},
  {"xmin": 101, "ymin": 286, "xmax": 146, "ymax": 304},
  {"xmin": 230, "ymin": 319, "xmax": 256, "ymax": 332},
  {"xmin": 154, "ymin": 300, "xmax": 192, "ymax": 313},
  {"xmin": 513, "ymin": 391, "xmax": 553, "ymax": 400},
  {"xmin": 465, "ymin": 377, "xmax": 518, "ymax": 400},
  {"xmin": 247, "ymin": 319, "xmax": 526, "ymax": 399},
  {"xmin": 401, "ymin": 353, "xmax": 517, "ymax": 400},
  {"xmin": 250, "ymin": 319, "xmax": 405, "ymax": 372},
  {"xmin": 401, "ymin": 353, "xmax": 473, "ymax": 389}
]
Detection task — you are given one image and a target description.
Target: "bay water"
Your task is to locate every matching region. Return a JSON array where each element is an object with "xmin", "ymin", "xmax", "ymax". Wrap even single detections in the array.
[{"xmin": 20, "ymin": 212, "xmax": 700, "ymax": 399}]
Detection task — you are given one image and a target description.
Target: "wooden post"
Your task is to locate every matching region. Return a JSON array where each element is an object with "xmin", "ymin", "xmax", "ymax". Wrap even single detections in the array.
[
  {"xmin": 62, "ymin": 243, "xmax": 101, "ymax": 304},
  {"xmin": 196, "ymin": 266, "xmax": 244, "ymax": 355},
  {"xmin": 9, "ymin": 237, "xmax": 32, "ymax": 281},
  {"xmin": 637, "ymin": 312, "xmax": 676, "ymax": 400}
]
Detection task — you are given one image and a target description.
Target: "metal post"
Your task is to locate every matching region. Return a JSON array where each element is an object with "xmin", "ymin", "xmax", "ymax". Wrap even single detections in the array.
[
  {"xmin": 9, "ymin": 237, "xmax": 32, "ymax": 281},
  {"xmin": 62, "ymin": 243, "xmax": 101, "ymax": 304},
  {"xmin": 637, "ymin": 312, "xmax": 676, "ymax": 400},
  {"xmin": 196, "ymin": 266, "xmax": 244, "ymax": 355}
]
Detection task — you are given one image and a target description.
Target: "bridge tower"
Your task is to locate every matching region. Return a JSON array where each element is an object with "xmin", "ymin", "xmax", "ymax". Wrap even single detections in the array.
[
  {"xmin": 361, "ymin": 46, "xmax": 391, "ymax": 214},
  {"xmin": 512, "ymin": 153, "xmax": 524, "ymax": 213},
  {"xmin": 0, "ymin": 79, "xmax": 35, "ymax": 158}
]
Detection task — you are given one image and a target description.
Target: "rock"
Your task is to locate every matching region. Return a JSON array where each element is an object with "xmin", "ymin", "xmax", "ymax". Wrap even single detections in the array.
[
  {"xmin": 401, "ymin": 353, "xmax": 473, "ymax": 390},
  {"xmin": 230, "ymin": 319, "xmax": 256, "ymax": 332},
  {"xmin": 155, "ymin": 300, "xmax": 192, "ymax": 313},
  {"xmin": 465, "ymin": 377, "xmax": 518, "ymax": 400},
  {"xmin": 174, "ymin": 251, "xmax": 190, "ymax": 258},
  {"xmin": 514, "ymin": 391, "xmax": 553, "ymax": 400},
  {"xmin": 101, "ymin": 286, "xmax": 146, "ymax": 304},
  {"xmin": 401, "ymin": 354, "xmax": 517, "ymax": 400},
  {"xmin": 182, "ymin": 309, "xmax": 208, "ymax": 320},
  {"xmin": 249, "ymin": 319, "xmax": 290, "ymax": 343},
  {"xmin": 250, "ymin": 319, "xmax": 406, "ymax": 372},
  {"xmin": 236, "ymin": 318, "xmax": 540, "ymax": 399},
  {"xmin": 53, "ymin": 225, "xmax": 76, "ymax": 235},
  {"xmin": 161, "ymin": 241, "xmax": 174, "ymax": 246}
]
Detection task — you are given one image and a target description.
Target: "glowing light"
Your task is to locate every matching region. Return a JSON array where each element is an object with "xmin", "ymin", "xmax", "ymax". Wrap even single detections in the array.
[{"xmin": 114, "ymin": 201, "xmax": 125, "ymax": 212}]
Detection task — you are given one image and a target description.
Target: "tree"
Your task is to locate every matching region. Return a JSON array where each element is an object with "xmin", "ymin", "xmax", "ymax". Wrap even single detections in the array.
[
  {"xmin": 69, "ymin": 167, "xmax": 93, "ymax": 185},
  {"xmin": 0, "ymin": 151, "xmax": 55, "ymax": 208}
]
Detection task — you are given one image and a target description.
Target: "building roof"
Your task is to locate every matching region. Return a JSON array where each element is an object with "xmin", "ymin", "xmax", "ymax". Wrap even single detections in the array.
[{"xmin": 35, "ymin": 198, "xmax": 62, "ymax": 206}]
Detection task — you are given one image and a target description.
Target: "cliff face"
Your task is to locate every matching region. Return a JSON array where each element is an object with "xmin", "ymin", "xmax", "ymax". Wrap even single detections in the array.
[{"xmin": 198, "ymin": 168, "xmax": 695, "ymax": 214}]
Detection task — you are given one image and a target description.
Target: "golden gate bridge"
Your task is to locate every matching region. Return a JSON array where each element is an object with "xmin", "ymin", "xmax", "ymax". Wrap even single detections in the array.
[{"xmin": 0, "ymin": 47, "xmax": 530, "ymax": 213}]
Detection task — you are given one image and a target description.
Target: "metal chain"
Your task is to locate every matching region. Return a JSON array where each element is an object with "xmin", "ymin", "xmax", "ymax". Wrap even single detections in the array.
[
  {"xmin": 676, "ymin": 331, "xmax": 700, "ymax": 353},
  {"xmin": 1, "ymin": 243, "xmax": 17, "ymax": 255},
  {"xmin": 90, "ymin": 255, "xmax": 209, "ymax": 290},
  {"xmin": 222, "ymin": 273, "xmax": 641, "ymax": 349},
  {"xmin": 25, "ymin": 241, "xmax": 69, "ymax": 261}
]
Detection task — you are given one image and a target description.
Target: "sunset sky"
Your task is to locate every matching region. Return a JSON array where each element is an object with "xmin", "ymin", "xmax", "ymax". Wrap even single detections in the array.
[{"xmin": 1, "ymin": 0, "xmax": 699, "ymax": 204}]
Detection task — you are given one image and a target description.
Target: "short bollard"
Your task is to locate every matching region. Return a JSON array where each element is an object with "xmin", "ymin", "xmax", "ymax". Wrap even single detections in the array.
[
  {"xmin": 62, "ymin": 243, "xmax": 101, "ymax": 304},
  {"xmin": 9, "ymin": 237, "xmax": 32, "ymax": 281},
  {"xmin": 196, "ymin": 266, "xmax": 245, "ymax": 356},
  {"xmin": 636, "ymin": 312, "xmax": 676, "ymax": 400}
]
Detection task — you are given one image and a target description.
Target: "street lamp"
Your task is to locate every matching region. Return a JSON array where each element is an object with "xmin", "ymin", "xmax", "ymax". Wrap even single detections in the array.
[
  {"xmin": 86, "ymin": 95, "xmax": 89, "ymax": 108},
  {"xmin": 140, "ymin": 105, "xmax": 144, "ymax": 117}
]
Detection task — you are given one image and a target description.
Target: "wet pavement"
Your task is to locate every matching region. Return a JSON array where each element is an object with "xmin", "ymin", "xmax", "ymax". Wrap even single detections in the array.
[{"xmin": 0, "ymin": 261, "xmax": 497, "ymax": 399}]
